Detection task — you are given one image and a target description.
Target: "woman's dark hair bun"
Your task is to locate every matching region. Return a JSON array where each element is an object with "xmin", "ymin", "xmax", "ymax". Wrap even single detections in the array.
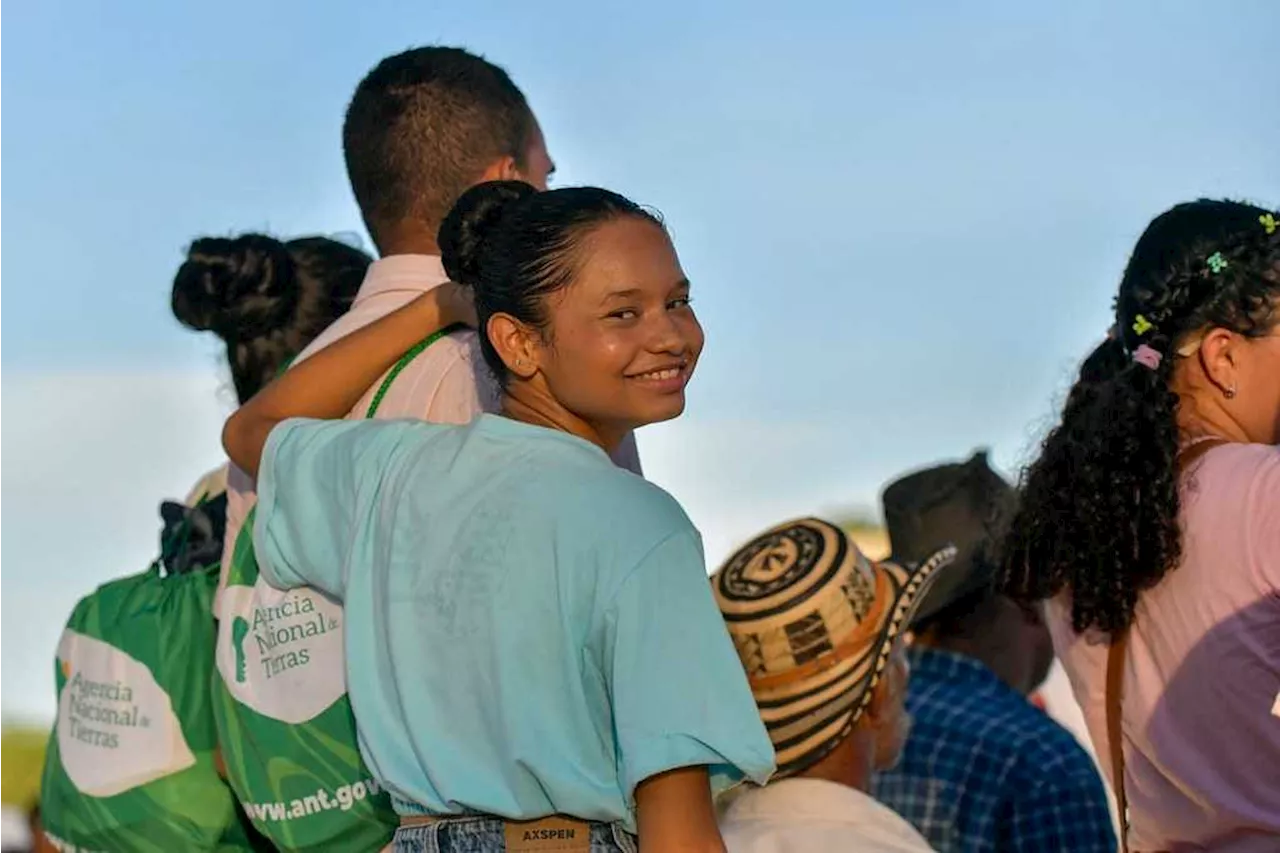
[
  {"xmin": 438, "ymin": 180, "xmax": 537, "ymax": 285},
  {"xmin": 171, "ymin": 233, "xmax": 300, "ymax": 341}
]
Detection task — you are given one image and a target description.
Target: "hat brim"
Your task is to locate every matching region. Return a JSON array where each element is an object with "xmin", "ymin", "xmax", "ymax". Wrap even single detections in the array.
[
  {"xmin": 889, "ymin": 544, "xmax": 994, "ymax": 630},
  {"xmin": 759, "ymin": 543, "xmax": 958, "ymax": 777},
  {"xmin": 881, "ymin": 544, "xmax": 961, "ymax": 640}
]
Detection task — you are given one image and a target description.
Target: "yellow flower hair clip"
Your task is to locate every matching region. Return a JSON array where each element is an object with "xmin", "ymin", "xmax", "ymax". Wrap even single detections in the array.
[
  {"xmin": 1261, "ymin": 213, "xmax": 1277, "ymax": 235},
  {"xmin": 1132, "ymin": 314, "xmax": 1153, "ymax": 336}
]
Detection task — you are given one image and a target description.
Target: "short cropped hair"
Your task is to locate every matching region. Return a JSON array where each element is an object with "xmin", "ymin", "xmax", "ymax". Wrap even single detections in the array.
[{"xmin": 342, "ymin": 46, "xmax": 533, "ymax": 249}]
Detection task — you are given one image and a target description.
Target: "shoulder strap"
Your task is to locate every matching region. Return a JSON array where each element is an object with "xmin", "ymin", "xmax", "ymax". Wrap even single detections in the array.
[
  {"xmin": 364, "ymin": 324, "xmax": 465, "ymax": 419},
  {"xmin": 1104, "ymin": 436, "xmax": 1230, "ymax": 852},
  {"xmin": 1105, "ymin": 632, "xmax": 1130, "ymax": 851}
]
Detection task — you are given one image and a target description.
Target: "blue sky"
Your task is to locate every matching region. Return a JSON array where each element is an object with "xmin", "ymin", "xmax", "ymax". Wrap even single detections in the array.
[{"xmin": 3, "ymin": 0, "xmax": 1278, "ymax": 720}]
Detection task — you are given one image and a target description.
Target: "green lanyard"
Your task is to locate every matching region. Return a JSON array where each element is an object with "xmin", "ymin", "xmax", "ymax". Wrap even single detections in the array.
[{"xmin": 364, "ymin": 324, "xmax": 465, "ymax": 418}]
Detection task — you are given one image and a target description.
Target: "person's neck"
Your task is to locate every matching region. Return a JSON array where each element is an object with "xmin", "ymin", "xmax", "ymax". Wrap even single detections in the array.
[
  {"xmin": 501, "ymin": 385, "xmax": 625, "ymax": 454},
  {"xmin": 376, "ymin": 222, "xmax": 441, "ymax": 258},
  {"xmin": 796, "ymin": 730, "xmax": 874, "ymax": 792},
  {"xmin": 1177, "ymin": 405, "xmax": 1250, "ymax": 445},
  {"xmin": 1173, "ymin": 375, "xmax": 1251, "ymax": 445}
]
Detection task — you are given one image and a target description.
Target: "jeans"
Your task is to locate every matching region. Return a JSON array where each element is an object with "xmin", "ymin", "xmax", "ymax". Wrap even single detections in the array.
[{"xmin": 392, "ymin": 816, "xmax": 638, "ymax": 853}]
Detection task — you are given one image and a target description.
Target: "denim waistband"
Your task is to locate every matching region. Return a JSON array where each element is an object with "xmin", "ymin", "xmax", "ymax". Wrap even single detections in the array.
[{"xmin": 392, "ymin": 816, "xmax": 637, "ymax": 853}]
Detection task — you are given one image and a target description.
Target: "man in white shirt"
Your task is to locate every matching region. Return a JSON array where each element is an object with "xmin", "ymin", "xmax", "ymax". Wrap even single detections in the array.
[
  {"xmin": 213, "ymin": 46, "xmax": 639, "ymax": 850},
  {"xmin": 710, "ymin": 518, "xmax": 955, "ymax": 852},
  {"xmin": 330, "ymin": 46, "xmax": 627, "ymax": 467}
]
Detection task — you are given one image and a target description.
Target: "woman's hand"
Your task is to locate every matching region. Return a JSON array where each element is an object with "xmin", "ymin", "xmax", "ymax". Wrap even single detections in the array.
[
  {"xmin": 222, "ymin": 290, "xmax": 467, "ymax": 479},
  {"xmin": 634, "ymin": 766, "xmax": 726, "ymax": 853}
]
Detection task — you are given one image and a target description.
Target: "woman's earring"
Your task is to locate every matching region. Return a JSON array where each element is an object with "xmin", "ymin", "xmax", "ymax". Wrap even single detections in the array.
[{"xmin": 1224, "ymin": 385, "xmax": 1237, "ymax": 399}]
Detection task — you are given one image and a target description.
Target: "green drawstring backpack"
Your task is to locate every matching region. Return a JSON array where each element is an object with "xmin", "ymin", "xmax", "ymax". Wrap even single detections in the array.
[
  {"xmin": 212, "ymin": 329, "xmax": 458, "ymax": 852},
  {"xmin": 40, "ymin": 490, "xmax": 268, "ymax": 852}
]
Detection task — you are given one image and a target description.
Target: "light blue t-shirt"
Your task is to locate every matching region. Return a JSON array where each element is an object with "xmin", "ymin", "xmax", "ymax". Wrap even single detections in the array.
[{"xmin": 254, "ymin": 414, "xmax": 775, "ymax": 828}]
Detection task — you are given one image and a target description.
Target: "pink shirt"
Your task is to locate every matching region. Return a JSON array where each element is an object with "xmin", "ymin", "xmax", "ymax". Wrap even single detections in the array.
[
  {"xmin": 1048, "ymin": 442, "xmax": 1280, "ymax": 852},
  {"xmin": 216, "ymin": 254, "xmax": 641, "ymax": 612}
]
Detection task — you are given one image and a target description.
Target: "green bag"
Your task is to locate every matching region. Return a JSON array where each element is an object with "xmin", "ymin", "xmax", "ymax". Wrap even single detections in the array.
[
  {"xmin": 40, "ymin": 495, "xmax": 266, "ymax": 852},
  {"xmin": 212, "ymin": 329, "xmax": 458, "ymax": 852}
]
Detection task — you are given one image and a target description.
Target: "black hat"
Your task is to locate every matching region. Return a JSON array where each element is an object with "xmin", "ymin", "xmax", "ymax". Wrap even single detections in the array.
[{"xmin": 881, "ymin": 451, "xmax": 1016, "ymax": 629}]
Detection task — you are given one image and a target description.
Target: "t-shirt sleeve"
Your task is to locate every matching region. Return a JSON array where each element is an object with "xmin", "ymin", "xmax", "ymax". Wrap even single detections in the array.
[
  {"xmin": 254, "ymin": 418, "xmax": 414, "ymax": 598},
  {"xmin": 601, "ymin": 528, "xmax": 776, "ymax": 804}
]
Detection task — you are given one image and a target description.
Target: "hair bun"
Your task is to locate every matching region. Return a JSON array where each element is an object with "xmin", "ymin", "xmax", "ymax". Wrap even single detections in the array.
[
  {"xmin": 171, "ymin": 234, "xmax": 301, "ymax": 341},
  {"xmin": 438, "ymin": 180, "xmax": 537, "ymax": 285}
]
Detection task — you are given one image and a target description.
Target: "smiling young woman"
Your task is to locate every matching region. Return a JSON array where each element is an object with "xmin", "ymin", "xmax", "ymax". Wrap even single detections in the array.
[{"xmin": 221, "ymin": 181, "xmax": 775, "ymax": 853}]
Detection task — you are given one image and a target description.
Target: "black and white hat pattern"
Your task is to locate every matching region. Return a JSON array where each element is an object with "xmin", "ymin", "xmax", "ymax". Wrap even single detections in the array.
[{"xmin": 712, "ymin": 518, "xmax": 956, "ymax": 778}]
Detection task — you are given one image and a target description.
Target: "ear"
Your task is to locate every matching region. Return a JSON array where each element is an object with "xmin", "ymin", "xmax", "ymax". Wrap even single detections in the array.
[
  {"xmin": 1197, "ymin": 327, "xmax": 1240, "ymax": 396},
  {"xmin": 478, "ymin": 156, "xmax": 522, "ymax": 184},
  {"xmin": 487, "ymin": 312, "xmax": 541, "ymax": 381}
]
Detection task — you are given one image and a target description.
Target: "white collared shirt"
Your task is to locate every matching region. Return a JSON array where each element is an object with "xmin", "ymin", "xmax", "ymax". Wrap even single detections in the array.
[{"xmin": 720, "ymin": 778, "xmax": 937, "ymax": 853}]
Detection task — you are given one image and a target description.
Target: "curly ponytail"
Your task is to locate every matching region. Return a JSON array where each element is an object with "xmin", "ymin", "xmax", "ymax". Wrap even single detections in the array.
[{"xmin": 1001, "ymin": 199, "xmax": 1280, "ymax": 634}]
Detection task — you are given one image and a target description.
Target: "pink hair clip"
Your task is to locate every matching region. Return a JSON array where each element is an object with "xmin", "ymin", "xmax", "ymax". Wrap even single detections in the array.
[{"xmin": 1132, "ymin": 344, "xmax": 1162, "ymax": 371}]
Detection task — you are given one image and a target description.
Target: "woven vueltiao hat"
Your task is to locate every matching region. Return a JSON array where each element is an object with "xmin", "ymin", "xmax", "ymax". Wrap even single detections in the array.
[{"xmin": 712, "ymin": 518, "xmax": 957, "ymax": 779}]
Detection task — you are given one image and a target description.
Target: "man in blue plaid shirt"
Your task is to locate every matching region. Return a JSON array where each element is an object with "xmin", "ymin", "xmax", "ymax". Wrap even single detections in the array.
[{"xmin": 869, "ymin": 453, "xmax": 1116, "ymax": 853}]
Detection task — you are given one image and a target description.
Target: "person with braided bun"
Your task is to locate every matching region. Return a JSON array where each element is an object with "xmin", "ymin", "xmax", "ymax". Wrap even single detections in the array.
[
  {"xmin": 173, "ymin": 232, "xmax": 373, "ymax": 407},
  {"xmin": 1001, "ymin": 199, "xmax": 1280, "ymax": 852},
  {"xmin": 169, "ymin": 231, "xmax": 374, "ymax": 506},
  {"xmin": 172, "ymin": 229, "xmax": 475, "ymax": 852},
  {"xmin": 34, "ymin": 233, "xmax": 388, "ymax": 853},
  {"xmin": 221, "ymin": 181, "xmax": 776, "ymax": 852}
]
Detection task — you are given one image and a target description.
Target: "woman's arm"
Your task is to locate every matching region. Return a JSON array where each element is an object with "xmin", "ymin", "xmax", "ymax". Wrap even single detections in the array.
[
  {"xmin": 634, "ymin": 766, "xmax": 726, "ymax": 853},
  {"xmin": 222, "ymin": 282, "xmax": 474, "ymax": 478}
]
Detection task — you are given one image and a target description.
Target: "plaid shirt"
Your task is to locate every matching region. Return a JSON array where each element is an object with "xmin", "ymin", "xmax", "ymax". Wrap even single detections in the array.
[{"xmin": 871, "ymin": 648, "xmax": 1116, "ymax": 853}]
